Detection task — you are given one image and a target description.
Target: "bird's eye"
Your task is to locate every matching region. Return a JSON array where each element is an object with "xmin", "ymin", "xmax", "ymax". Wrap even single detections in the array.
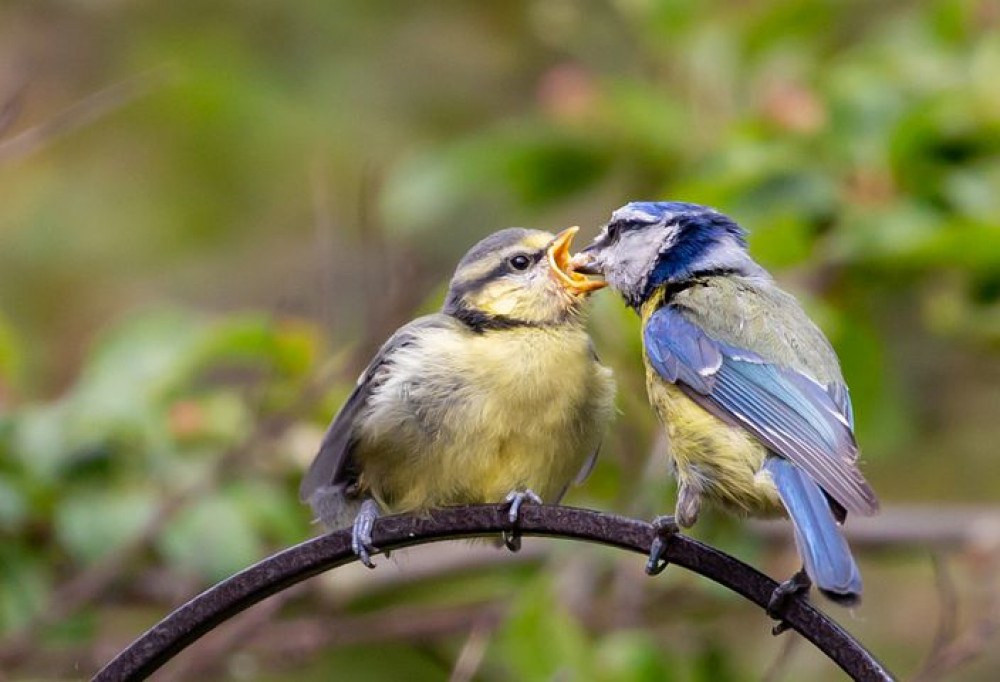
[
  {"xmin": 509, "ymin": 254, "xmax": 531, "ymax": 271},
  {"xmin": 606, "ymin": 222, "xmax": 623, "ymax": 241}
]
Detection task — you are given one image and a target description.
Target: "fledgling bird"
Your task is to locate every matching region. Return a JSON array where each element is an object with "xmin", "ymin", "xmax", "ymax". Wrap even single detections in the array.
[
  {"xmin": 300, "ymin": 227, "xmax": 615, "ymax": 567},
  {"xmin": 572, "ymin": 201, "xmax": 878, "ymax": 619}
]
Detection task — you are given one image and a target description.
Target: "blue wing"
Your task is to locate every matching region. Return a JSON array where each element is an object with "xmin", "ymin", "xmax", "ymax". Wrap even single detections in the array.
[{"xmin": 644, "ymin": 306, "xmax": 878, "ymax": 516}]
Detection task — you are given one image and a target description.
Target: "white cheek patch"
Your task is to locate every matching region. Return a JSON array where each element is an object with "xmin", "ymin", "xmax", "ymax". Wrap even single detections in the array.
[
  {"xmin": 601, "ymin": 226, "xmax": 672, "ymax": 298},
  {"xmin": 620, "ymin": 231, "xmax": 658, "ymax": 277},
  {"xmin": 489, "ymin": 296, "xmax": 518, "ymax": 316}
]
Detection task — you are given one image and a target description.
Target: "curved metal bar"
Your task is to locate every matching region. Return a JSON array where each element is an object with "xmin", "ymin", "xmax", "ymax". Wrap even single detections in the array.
[{"xmin": 92, "ymin": 505, "xmax": 894, "ymax": 681}]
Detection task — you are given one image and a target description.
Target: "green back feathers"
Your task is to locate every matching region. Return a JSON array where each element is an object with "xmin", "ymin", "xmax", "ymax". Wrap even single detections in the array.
[{"xmin": 647, "ymin": 275, "xmax": 843, "ymax": 385}]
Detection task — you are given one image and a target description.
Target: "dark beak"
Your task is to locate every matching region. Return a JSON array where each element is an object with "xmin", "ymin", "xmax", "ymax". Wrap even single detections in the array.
[{"xmin": 569, "ymin": 247, "xmax": 604, "ymax": 275}]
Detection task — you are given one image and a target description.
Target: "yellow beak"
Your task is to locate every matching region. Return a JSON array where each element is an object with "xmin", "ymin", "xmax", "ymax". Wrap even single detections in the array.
[{"xmin": 547, "ymin": 226, "xmax": 607, "ymax": 294}]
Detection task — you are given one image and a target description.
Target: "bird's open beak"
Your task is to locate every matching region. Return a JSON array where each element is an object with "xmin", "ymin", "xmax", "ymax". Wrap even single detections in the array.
[{"xmin": 547, "ymin": 227, "xmax": 607, "ymax": 294}]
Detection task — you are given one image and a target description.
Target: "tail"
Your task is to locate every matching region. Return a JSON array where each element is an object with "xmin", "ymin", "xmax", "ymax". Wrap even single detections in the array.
[{"xmin": 766, "ymin": 457, "xmax": 862, "ymax": 605}]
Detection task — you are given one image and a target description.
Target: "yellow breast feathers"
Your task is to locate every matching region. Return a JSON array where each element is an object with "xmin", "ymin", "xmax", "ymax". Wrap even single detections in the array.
[{"xmin": 357, "ymin": 323, "xmax": 614, "ymax": 512}]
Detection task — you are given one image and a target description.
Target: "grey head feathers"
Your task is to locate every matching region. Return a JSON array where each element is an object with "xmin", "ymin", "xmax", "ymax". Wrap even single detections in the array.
[
  {"xmin": 582, "ymin": 202, "xmax": 767, "ymax": 308},
  {"xmin": 451, "ymin": 228, "xmax": 547, "ymax": 273},
  {"xmin": 442, "ymin": 228, "xmax": 549, "ymax": 316},
  {"xmin": 442, "ymin": 227, "xmax": 573, "ymax": 331}
]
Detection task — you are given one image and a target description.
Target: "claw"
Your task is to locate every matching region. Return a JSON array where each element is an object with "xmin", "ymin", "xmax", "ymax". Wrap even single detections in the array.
[
  {"xmin": 351, "ymin": 498, "xmax": 381, "ymax": 569},
  {"xmin": 767, "ymin": 568, "xmax": 811, "ymax": 635},
  {"xmin": 502, "ymin": 489, "xmax": 543, "ymax": 552},
  {"xmin": 645, "ymin": 515, "xmax": 679, "ymax": 576},
  {"xmin": 505, "ymin": 489, "xmax": 543, "ymax": 525},
  {"xmin": 771, "ymin": 621, "xmax": 792, "ymax": 636}
]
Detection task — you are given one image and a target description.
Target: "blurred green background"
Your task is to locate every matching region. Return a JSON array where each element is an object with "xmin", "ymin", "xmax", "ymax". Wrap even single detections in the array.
[{"xmin": 2, "ymin": 0, "xmax": 1000, "ymax": 680}]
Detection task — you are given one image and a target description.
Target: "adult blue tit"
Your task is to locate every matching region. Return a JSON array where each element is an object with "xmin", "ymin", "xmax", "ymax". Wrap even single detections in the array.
[
  {"xmin": 572, "ymin": 201, "xmax": 878, "ymax": 620},
  {"xmin": 300, "ymin": 227, "xmax": 615, "ymax": 567}
]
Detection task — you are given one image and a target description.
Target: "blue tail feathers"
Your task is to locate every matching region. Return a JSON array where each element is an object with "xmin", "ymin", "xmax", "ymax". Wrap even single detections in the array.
[{"xmin": 765, "ymin": 456, "xmax": 862, "ymax": 605}]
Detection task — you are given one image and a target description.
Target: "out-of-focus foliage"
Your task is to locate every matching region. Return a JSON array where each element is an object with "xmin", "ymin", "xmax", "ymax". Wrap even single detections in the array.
[
  {"xmin": 2, "ymin": 0, "xmax": 1000, "ymax": 679},
  {"xmin": 0, "ymin": 310, "xmax": 319, "ymax": 631}
]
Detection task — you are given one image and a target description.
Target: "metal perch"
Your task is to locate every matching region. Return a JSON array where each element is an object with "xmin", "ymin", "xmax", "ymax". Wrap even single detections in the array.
[{"xmin": 92, "ymin": 504, "xmax": 894, "ymax": 681}]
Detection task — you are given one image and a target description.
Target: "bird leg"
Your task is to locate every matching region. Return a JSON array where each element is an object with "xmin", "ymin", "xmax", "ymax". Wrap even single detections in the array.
[
  {"xmin": 767, "ymin": 568, "xmax": 812, "ymax": 635},
  {"xmin": 351, "ymin": 498, "xmax": 381, "ymax": 569},
  {"xmin": 675, "ymin": 483, "xmax": 701, "ymax": 528},
  {"xmin": 645, "ymin": 515, "xmax": 680, "ymax": 575},
  {"xmin": 502, "ymin": 489, "xmax": 543, "ymax": 552}
]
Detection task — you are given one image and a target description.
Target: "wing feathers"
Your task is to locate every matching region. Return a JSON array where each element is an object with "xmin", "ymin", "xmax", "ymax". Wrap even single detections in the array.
[
  {"xmin": 298, "ymin": 382, "xmax": 367, "ymax": 502},
  {"xmin": 299, "ymin": 314, "xmax": 455, "ymax": 505},
  {"xmin": 644, "ymin": 306, "xmax": 878, "ymax": 516}
]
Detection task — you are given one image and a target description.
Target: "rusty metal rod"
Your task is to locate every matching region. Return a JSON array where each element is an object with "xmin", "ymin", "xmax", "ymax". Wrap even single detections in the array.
[{"xmin": 92, "ymin": 504, "xmax": 894, "ymax": 681}]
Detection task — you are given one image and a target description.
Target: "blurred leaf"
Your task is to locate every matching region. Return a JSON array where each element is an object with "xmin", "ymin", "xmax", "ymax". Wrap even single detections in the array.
[
  {"xmin": 831, "ymin": 201, "xmax": 944, "ymax": 267},
  {"xmin": 381, "ymin": 126, "xmax": 610, "ymax": 239},
  {"xmin": 159, "ymin": 492, "xmax": 263, "ymax": 582},
  {"xmin": 594, "ymin": 631, "xmax": 680, "ymax": 682},
  {"xmin": 745, "ymin": 211, "xmax": 813, "ymax": 269},
  {"xmin": 295, "ymin": 642, "xmax": 447, "ymax": 682},
  {"xmin": 10, "ymin": 403, "xmax": 74, "ymax": 481},
  {"xmin": 494, "ymin": 578, "xmax": 591, "ymax": 681},
  {"xmin": 55, "ymin": 489, "xmax": 157, "ymax": 564},
  {"xmin": 229, "ymin": 479, "xmax": 306, "ymax": 546},
  {"xmin": 166, "ymin": 391, "xmax": 250, "ymax": 446},
  {"xmin": 68, "ymin": 309, "xmax": 209, "ymax": 427},
  {"xmin": 0, "ymin": 474, "xmax": 27, "ymax": 531},
  {"xmin": 831, "ymin": 301, "xmax": 911, "ymax": 458},
  {"xmin": 0, "ymin": 545, "xmax": 50, "ymax": 634},
  {"xmin": 0, "ymin": 312, "xmax": 23, "ymax": 392},
  {"xmin": 692, "ymin": 640, "xmax": 738, "ymax": 682}
]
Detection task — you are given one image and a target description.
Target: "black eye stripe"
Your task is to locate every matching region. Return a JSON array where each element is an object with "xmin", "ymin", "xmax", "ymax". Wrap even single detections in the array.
[
  {"xmin": 507, "ymin": 249, "xmax": 544, "ymax": 267},
  {"xmin": 606, "ymin": 217, "xmax": 658, "ymax": 241},
  {"xmin": 448, "ymin": 249, "xmax": 543, "ymax": 300}
]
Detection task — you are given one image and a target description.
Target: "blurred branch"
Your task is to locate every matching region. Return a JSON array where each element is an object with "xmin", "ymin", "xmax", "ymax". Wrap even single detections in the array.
[
  {"xmin": 756, "ymin": 505, "xmax": 1000, "ymax": 680},
  {"xmin": 927, "ymin": 553, "xmax": 959, "ymax": 658},
  {"xmin": 761, "ymin": 633, "xmax": 802, "ymax": 682},
  {"xmin": 92, "ymin": 505, "xmax": 893, "ymax": 682},
  {"xmin": 0, "ymin": 69, "xmax": 169, "ymax": 164},
  {"xmin": 0, "ymin": 78, "xmax": 25, "ymax": 137},
  {"xmin": 257, "ymin": 603, "xmax": 505, "ymax": 657},
  {"xmin": 157, "ymin": 586, "xmax": 302, "ymax": 682},
  {"xmin": 449, "ymin": 614, "xmax": 494, "ymax": 682},
  {"xmin": 911, "ymin": 612, "xmax": 1000, "ymax": 682},
  {"xmin": 175, "ymin": 602, "xmax": 507, "ymax": 679},
  {"xmin": 911, "ymin": 549, "xmax": 1000, "ymax": 682},
  {"xmin": 750, "ymin": 505, "xmax": 1000, "ymax": 552}
]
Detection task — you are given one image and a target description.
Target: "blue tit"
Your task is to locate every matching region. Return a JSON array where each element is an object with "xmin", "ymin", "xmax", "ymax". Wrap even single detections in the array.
[
  {"xmin": 572, "ymin": 201, "xmax": 878, "ymax": 616},
  {"xmin": 300, "ymin": 227, "xmax": 615, "ymax": 566}
]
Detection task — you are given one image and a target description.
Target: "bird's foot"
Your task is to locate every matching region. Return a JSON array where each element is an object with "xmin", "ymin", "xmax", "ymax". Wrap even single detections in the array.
[
  {"xmin": 351, "ymin": 498, "xmax": 381, "ymax": 569},
  {"xmin": 767, "ymin": 569, "xmax": 811, "ymax": 635},
  {"xmin": 502, "ymin": 489, "xmax": 543, "ymax": 552},
  {"xmin": 645, "ymin": 515, "xmax": 680, "ymax": 576}
]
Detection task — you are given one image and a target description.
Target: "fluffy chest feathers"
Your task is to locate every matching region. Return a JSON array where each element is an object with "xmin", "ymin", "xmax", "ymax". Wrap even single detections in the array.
[
  {"xmin": 357, "ymin": 322, "xmax": 613, "ymax": 511},
  {"xmin": 460, "ymin": 326, "xmax": 597, "ymax": 417},
  {"xmin": 643, "ymin": 366, "xmax": 782, "ymax": 517}
]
